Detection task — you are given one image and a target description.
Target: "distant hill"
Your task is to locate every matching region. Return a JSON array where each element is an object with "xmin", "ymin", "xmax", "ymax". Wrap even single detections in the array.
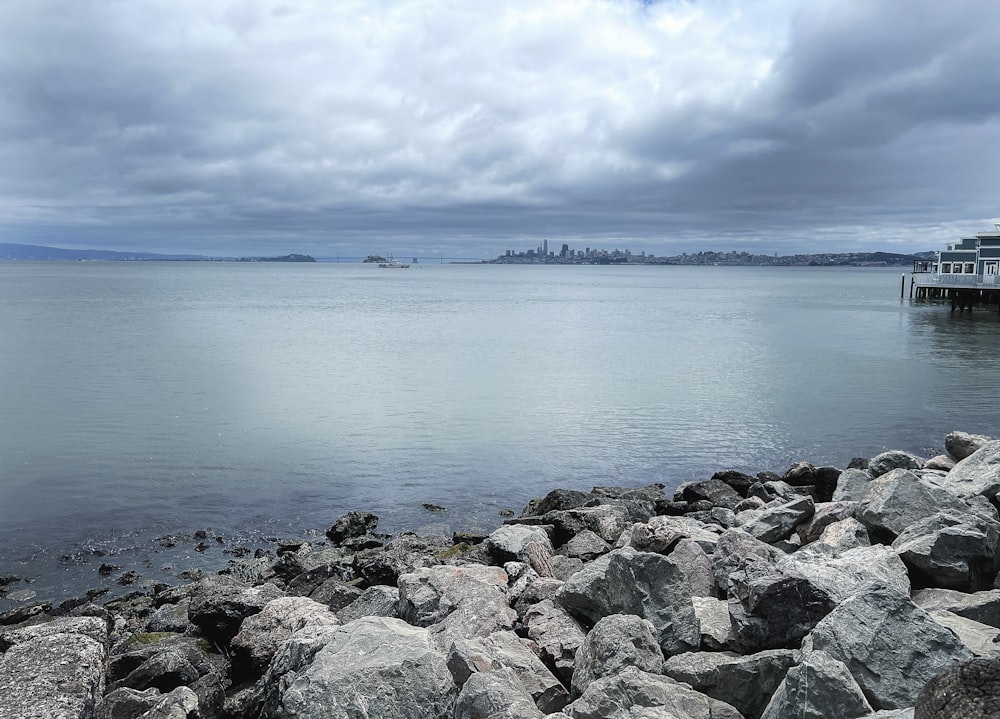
[
  {"xmin": 0, "ymin": 243, "xmax": 204, "ymax": 261},
  {"xmin": 0, "ymin": 243, "xmax": 314, "ymax": 262}
]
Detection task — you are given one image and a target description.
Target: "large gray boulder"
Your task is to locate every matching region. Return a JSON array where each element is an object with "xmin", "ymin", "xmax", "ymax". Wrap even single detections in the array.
[
  {"xmin": 670, "ymin": 539, "xmax": 717, "ymax": 597},
  {"xmin": 869, "ymin": 450, "xmax": 925, "ymax": 478},
  {"xmin": 856, "ymin": 469, "xmax": 975, "ymax": 543},
  {"xmin": 231, "ymin": 596, "xmax": 339, "ymax": 679},
  {"xmin": 447, "ymin": 631, "xmax": 569, "ymax": 713},
  {"xmin": 892, "ymin": 511, "xmax": 1000, "ymax": 591},
  {"xmin": 522, "ymin": 600, "xmax": 587, "ymax": 683},
  {"xmin": 555, "ymin": 547, "xmax": 699, "ymax": 656},
  {"xmin": 946, "ymin": 431, "xmax": 994, "ymax": 462},
  {"xmin": 944, "ymin": 440, "xmax": 1000, "ymax": 500},
  {"xmin": 781, "ymin": 544, "xmax": 911, "ymax": 603},
  {"xmin": 692, "ymin": 596, "xmax": 736, "ymax": 651},
  {"xmin": 259, "ymin": 624, "xmax": 343, "ymax": 719},
  {"xmin": 484, "ymin": 525, "xmax": 554, "ymax": 563},
  {"xmin": 728, "ymin": 558, "xmax": 836, "ymax": 653},
  {"xmin": 270, "ymin": 616, "xmax": 457, "ymax": 719},
  {"xmin": 912, "ymin": 588, "xmax": 1000, "ymax": 629},
  {"xmin": 187, "ymin": 574, "xmax": 285, "ymax": 643},
  {"xmin": 663, "ymin": 648, "xmax": 798, "ymax": 719},
  {"xmin": 802, "ymin": 587, "xmax": 974, "ymax": 709},
  {"xmin": 740, "ymin": 496, "xmax": 815, "ymax": 543},
  {"xmin": 927, "ymin": 610, "xmax": 1000, "ymax": 656},
  {"xmin": 832, "ymin": 468, "xmax": 874, "ymax": 503},
  {"xmin": 0, "ymin": 630, "xmax": 106, "ymax": 719},
  {"xmin": 712, "ymin": 529, "xmax": 781, "ymax": 596},
  {"xmin": 398, "ymin": 564, "xmax": 516, "ymax": 647},
  {"xmin": 544, "ymin": 504, "xmax": 633, "ymax": 546},
  {"xmin": 336, "ymin": 585, "xmax": 399, "ymax": 623},
  {"xmin": 454, "ymin": 667, "xmax": 545, "ymax": 719},
  {"xmin": 624, "ymin": 516, "xmax": 722, "ymax": 554},
  {"xmin": 760, "ymin": 650, "xmax": 873, "ymax": 719},
  {"xmin": 564, "ymin": 666, "xmax": 743, "ymax": 719},
  {"xmin": 571, "ymin": 614, "xmax": 664, "ymax": 697},
  {"xmin": 805, "ymin": 517, "xmax": 871, "ymax": 553},
  {"xmin": 914, "ymin": 656, "xmax": 1000, "ymax": 718},
  {"xmin": 798, "ymin": 501, "xmax": 858, "ymax": 545}
]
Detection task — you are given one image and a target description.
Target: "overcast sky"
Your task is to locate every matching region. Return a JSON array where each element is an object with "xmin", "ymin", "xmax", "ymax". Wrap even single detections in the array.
[{"xmin": 2, "ymin": 0, "xmax": 999, "ymax": 258}]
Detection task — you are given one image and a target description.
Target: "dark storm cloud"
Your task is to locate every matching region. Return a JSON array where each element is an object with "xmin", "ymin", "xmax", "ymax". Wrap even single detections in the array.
[{"xmin": 0, "ymin": 0, "xmax": 998, "ymax": 257}]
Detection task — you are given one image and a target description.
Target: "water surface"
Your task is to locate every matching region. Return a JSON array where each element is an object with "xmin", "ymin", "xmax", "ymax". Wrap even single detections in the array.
[{"xmin": 1, "ymin": 262, "xmax": 998, "ymax": 606}]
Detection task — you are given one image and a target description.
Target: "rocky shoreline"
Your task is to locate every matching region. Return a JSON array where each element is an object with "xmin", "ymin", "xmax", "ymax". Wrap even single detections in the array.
[{"xmin": 4, "ymin": 431, "xmax": 1000, "ymax": 718}]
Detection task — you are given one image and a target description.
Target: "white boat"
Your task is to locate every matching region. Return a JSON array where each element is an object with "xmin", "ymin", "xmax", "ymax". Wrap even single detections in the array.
[{"xmin": 378, "ymin": 253, "xmax": 410, "ymax": 268}]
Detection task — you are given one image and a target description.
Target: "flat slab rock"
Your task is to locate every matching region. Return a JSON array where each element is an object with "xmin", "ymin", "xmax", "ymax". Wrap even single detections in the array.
[{"xmin": 0, "ymin": 631, "xmax": 106, "ymax": 719}]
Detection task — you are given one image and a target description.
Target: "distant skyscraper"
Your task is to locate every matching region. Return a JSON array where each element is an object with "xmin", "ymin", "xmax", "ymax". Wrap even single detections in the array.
[{"xmin": 543, "ymin": 239, "xmax": 548, "ymax": 257}]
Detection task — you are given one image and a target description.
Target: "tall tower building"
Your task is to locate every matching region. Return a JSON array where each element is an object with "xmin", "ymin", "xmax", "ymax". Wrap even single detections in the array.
[{"xmin": 543, "ymin": 239, "xmax": 548, "ymax": 257}]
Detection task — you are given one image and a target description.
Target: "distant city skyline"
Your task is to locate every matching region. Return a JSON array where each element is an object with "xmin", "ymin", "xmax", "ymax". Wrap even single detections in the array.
[{"xmin": 1, "ymin": 1, "xmax": 998, "ymax": 258}]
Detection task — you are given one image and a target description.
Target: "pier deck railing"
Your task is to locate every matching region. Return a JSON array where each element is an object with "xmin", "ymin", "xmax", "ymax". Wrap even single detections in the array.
[{"xmin": 911, "ymin": 273, "xmax": 999, "ymax": 289}]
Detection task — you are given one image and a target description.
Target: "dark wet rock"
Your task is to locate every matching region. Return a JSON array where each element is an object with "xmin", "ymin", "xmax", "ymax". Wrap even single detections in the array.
[
  {"xmin": 760, "ymin": 650, "xmax": 873, "ymax": 719},
  {"xmin": 946, "ymin": 431, "xmax": 994, "ymax": 461},
  {"xmin": 187, "ymin": 574, "xmax": 284, "ymax": 643},
  {"xmin": 664, "ymin": 648, "xmax": 798, "ymax": 719},
  {"xmin": 802, "ymin": 587, "xmax": 974, "ymax": 709},
  {"xmin": 304, "ymin": 576, "xmax": 364, "ymax": 611},
  {"xmin": 0, "ymin": 601, "xmax": 52, "ymax": 625},
  {"xmin": 326, "ymin": 510, "xmax": 380, "ymax": 544},
  {"xmin": 520, "ymin": 488, "xmax": 593, "ymax": 517},
  {"xmin": 352, "ymin": 532, "xmax": 453, "ymax": 586},
  {"xmin": 682, "ymin": 479, "xmax": 743, "ymax": 510},
  {"xmin": 564, "ymin": 666, "xmax": 743, "ymax": 719},
  {"xmin": 556, "ymin": 546, "xmax": 699, "ymax": 656},
  {"xmin": 571, "ymin": 613, "xmax": 663, "ymax": 697},
  {"xmin": 711, "ymin": 470, "xmax": 756, "ymax": 498},
  {"xmin": 914, "ymin": 656, "xmax": 1000, "ymax": 718},
  {"xmin": 869, "ymin": 450, "xmax": 925, "ymax": 478}
]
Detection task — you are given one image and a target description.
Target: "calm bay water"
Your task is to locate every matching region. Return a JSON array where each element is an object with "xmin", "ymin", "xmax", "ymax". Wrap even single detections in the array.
[{"xmin": 2, "ymin": 261, "xmax": 999, "ymax": 606}]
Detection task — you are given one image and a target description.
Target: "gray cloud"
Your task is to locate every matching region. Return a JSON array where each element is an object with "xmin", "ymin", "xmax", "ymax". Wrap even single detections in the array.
[{"xmin": 1, "ymin": 0, "xmax": 998, "ymax": 257}]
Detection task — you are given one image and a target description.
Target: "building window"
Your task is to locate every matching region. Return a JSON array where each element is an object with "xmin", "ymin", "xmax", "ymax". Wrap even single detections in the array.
[
  {"xmin": 966, "ymin": 263, "xmax": 976, "ymax": 273},
  {"xmin": 942, "ymin": 263, "xmax": 952, "ymax": 273}
]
